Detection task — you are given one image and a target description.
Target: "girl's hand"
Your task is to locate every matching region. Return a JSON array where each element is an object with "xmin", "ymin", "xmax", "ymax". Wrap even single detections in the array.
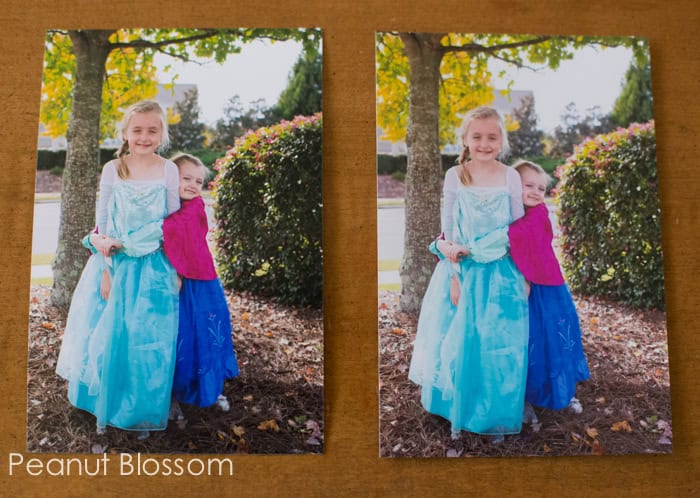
[
  {"xmin": 454, "ymin": 244, "xmax": 470, "ymax": 260},
  {"xmin": 104, "ymin": 238, "xmax": 123, "ymax": 256},
  {"xmin": 525, "ymin": 280, "xmax": 531, "ymax": 296},
  {"xmin": 450, "ymin": 274, "xmax": 461, "ymax": 306},
  {"xmin": 176, "ymin": 275, "xmax": 182, "ymax": 292},
  {"xmin": 446, "ymin": 243, "xmax": 470, "ymax": 263},
  {"xmin": 100, "ymin": 269, "xmax": 112, "ymax": 301},
  {"xmin": 92, "ymin": 235, "xmax": 123, "ymax": 257}
]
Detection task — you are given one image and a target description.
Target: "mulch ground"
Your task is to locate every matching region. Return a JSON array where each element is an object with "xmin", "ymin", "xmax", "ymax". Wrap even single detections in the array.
[
  {"xmin": 27, "ymin": 285, "xmax": 323, "ymax": 455},
  {"xmin": 379, "ymin": 290, "xmax": 672, "ymax": 458}
]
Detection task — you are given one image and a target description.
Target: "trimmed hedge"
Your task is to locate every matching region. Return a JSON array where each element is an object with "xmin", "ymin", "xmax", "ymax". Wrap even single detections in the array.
[
  {"xmin": 213, "ymin": 114, "xmax": 322, "ymax": 307},
  {"xmin": 377, "ymin": 154, "xmax": 459, "ymax": 176},
  {"xmin": 555, "ymin": 121, "xmax": 664, "ymax": 310},
  {"xmin": 37, "ymin": 148, "xmax": 118, "ymax": 171}
]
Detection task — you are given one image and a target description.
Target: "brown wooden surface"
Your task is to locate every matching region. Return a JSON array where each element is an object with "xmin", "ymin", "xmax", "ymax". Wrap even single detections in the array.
[{"xmin": 1, "ymin": 1, "xmax": 698, "ymax": 496}]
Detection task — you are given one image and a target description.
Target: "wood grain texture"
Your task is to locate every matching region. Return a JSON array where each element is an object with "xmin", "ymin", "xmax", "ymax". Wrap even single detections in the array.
[{"xmin": 1, "ymin": 1, "xmax": 698, "ymax": 496}]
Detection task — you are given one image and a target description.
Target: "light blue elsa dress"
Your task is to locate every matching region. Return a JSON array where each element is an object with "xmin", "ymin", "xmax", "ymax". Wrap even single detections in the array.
[
  {"xmin": 408, "ymin": 165, "xmax": 529, "ymax": 436},
  {"xmin": 56, "ymin": 159, "xmax": 180, "ymax": 432}
]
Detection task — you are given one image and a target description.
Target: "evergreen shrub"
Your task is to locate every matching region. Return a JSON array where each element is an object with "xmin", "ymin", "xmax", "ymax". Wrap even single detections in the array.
[
  {"xmin": 556, "ymin": 121, "xmax": 664, "ymax": 309},
  {"xmin": 213, "ymin": 114, "xmax": 322, "ymax": 307}
]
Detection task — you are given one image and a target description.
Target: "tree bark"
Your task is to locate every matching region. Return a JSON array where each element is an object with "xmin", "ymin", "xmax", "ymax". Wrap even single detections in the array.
[
  {"xmin": 398, "ymin": 33, "xmax": 444, "ymax": 314},
  {"xmin": 50, "ymin": 30, "xmax": 113, "ymax": 309}
]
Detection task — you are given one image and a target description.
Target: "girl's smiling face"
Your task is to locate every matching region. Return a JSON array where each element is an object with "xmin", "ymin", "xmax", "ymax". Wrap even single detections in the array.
[
  {"xmin": 123, "ymin": 111, "xmax": 163, "ymax": 156},
  {"xmin": 520, "ymin": 168, "xmax": 547, "ymax": 207},
  {"xmin": 464, "ymin": 117, "xmax": 503, "ymax": 162},
  {"xmin": 178, "ymin": 160, "xmax": 206, "ymax": 200}
]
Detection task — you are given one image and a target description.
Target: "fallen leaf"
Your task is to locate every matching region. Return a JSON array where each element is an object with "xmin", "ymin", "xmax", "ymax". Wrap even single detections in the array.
[
  {"xmin": 446, "ymin": 448, "xmax": 463, "ymax": 458},
  {"xmin": 590, "ymin": 440, "xmax": 605, "ymax": 455},
  {"xmin": 91, "ymin": 443, "xmax": 107, "ymax": 454},
  {"xmin": 40, "ymin": 322, "xmax": 55, "ymax": 330},
  {"xmin": 243, "ymin": 394, "xmax": 254, "ymax": 402},
  {"xmin": 596, "ymin": 397, "xmax": 606, "ymax": 404},
  {"xmin": 232, "ymin": 425, "xmax": 245, "ymax": 437},
  {"xmin": 258, "ymin": 419, "xmax": 280, "ymax": 432},
  {"xmin": 611, "ymin": 420, "xmax": 633, "ymax": 433},
  {"xmin": 380, "ymin": 302, "xmax": 388, "ymax": 310},
  {"xmin": 543, "ymin": 443, "xmax": 552, "ymax": 453},
  {"xmin": 571, "ymin": 432, "xmax": 582, "ymax": 443},
  {"xmin": 216, "ymin": 430, "xmax": 228, "ymax": 441},
  {"xmin": 391, "ymin": 328, "xmax": 405, "ymax": 336},
  {"xmin": 585, "ymin": 427, "xmax": 599, "ymax": 439},
  {"xmin": 241, "ymin": 312, "xmax": 250, "ymax": 321},
  {"xmin": 656, "ymin": 419, "xmax": 672, "ymax": 438},
  {"xmin": 306, "ymin": 420, "xmax": 322, "ymax": 438},
  {"xmin": 305, "ymin": 437, "xmax": 321, "ymax": 445},
  {"xmin": 658, "ymin": 436, "xmax": 672, "ymax": 445}
]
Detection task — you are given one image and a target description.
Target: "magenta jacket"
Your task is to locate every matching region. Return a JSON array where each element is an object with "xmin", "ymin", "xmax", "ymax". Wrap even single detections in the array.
[
  {"xmin": 508, "ymin": 203, "xmax": 565, "ymax": 286},
  {"xmin": 163, "ymin": 196, "xmax": 217, "ymax": 280}
]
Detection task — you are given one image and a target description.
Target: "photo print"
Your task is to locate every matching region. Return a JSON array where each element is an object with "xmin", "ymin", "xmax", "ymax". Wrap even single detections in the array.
[
  {"xmin": 376, "ymin": 32, "xmax": 670, "ymax": 458},
  {"xmin": 28, "ymin": 27, "xmax": 323, "ymax": 454}
]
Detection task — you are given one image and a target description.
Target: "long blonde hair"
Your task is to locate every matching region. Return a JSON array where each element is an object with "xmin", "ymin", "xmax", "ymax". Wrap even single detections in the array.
[
  {"xmin": 114, "ymin": 100, "xmax": 170, "ymax": 179},
  {"xmin": 456, "ymin": 106, "xmax": 510, "ymax": 186}
]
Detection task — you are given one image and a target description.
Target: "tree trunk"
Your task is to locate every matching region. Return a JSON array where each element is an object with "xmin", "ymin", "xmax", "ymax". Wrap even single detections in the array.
[
  {"xmin": 50, "ymin": 30, "xmax": 113, "ymax": 309},
  {"xmin": 399, "ymin": 33, "xmax": 444, "ymax": 314}
]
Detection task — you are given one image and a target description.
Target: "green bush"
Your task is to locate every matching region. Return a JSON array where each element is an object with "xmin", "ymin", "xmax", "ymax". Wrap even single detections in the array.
[
  {"xmin": 377, "ymin": 154, "xmax": 459, "ymax": 176},
  {"xmin": 49, "ymin": 166, "xmax": 63, "ymax": 177},
  {"xmin": 37, "ymin": 149, "xmax": 118, "ymax": 171},
  {"xmin": 213, "ymin": 114, "xmax": 322, "ymax": 307},
  {"xmin": 377, "ymin": 154, "xmax": 406, "ymax": 175},
  {"xmin": 555, "ymin": 121, "xmax": 664, "ymax": 309}
]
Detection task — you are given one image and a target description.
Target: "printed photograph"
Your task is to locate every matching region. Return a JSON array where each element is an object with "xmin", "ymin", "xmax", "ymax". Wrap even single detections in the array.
[
  {"xmin": 376, "ymin": 32, "xmax": 671, "ymax": 457},
  {"xmin": 28, "ymin": 28, "xmax": 323, "ymax": 454}
]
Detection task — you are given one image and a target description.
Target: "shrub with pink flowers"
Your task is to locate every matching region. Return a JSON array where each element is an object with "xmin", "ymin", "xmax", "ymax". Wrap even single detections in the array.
[
  {"xmin": 213, "ymin": 114, "xmax": 322, "ymax": 307},
  {"xmin": 555, "ymin": 121, "xmax": 664, "ymax": 309}
]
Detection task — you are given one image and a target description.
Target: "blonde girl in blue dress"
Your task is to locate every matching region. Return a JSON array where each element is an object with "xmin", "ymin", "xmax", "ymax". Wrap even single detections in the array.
[
  {"xmin": 56, "ymin": 100, "xmax": 180, "ymax": 439},
  {"xmin": 408, "ymin": 106, "xmax": 529, "ymax": 442}
]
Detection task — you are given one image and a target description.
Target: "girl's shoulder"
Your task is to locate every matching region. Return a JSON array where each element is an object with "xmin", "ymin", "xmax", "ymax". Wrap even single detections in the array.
[
  {"xmin": 163, "ymin": 158, "xmax": 178, "ymax": 171},
  {"xmin": 163, "ymin": 158, "xmax": 180, "ymax": 182},
  {"xmin": 505, "ymin": 164, "xmax": 522, "ymax": 184},
  {"xmin": 100, "ymin": 159, "xmax": 119, "ymax": 184},
  {"xmin": 102, "ymin": 158, "xmax": 119, "ymax": 171},
  {"xmin": 444, "ymin": 165, "xmax": 461, "ymax": 190}
]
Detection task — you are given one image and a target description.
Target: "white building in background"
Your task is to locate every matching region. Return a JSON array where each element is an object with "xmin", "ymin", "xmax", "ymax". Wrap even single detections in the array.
[
  {"xmin": 377, "ymin": 89, "xmax": 534, "ymax": 156},
  {"xmin": 37, "ymin": 83, "xmax": 197, "ymax": 150}
]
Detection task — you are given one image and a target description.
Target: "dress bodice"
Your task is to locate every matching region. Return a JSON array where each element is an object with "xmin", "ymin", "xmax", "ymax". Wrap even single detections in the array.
[
  {"xmin": 451, "ymin": 186, "xmax": 512, "ymax": 262},
  {"xmin": 106, "ymin": 180, "xmax": 169, "ymax": 257}
]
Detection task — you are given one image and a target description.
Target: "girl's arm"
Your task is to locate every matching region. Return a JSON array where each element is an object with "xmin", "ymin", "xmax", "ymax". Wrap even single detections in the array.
[
  {"xmin": 507, "ymin": 166, "xmax": 525, "ymax": 221},
  {"xmin": 441, "ymin": 167, "xmax": 459, "ymax": 239},
  {"xmin": 429, "ymin": 167, "xmax": 462, "ymax": 260},
  {"xmin": 164, "ymin": 160, "xmax": 181, "ymax": 215},
  {"xmin": 95, "ymin": 161, "xmax": 117, "ymax": 234}
]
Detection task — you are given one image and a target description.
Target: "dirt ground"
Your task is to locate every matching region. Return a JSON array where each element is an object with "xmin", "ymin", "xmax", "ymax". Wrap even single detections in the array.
[
  {"xmin": 27, "ymin": 285, "xmax": 323, "ymax": 454},
  {"xmin": 379, "ymin": 290, "xmax": 672, "ymax": 458}
]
